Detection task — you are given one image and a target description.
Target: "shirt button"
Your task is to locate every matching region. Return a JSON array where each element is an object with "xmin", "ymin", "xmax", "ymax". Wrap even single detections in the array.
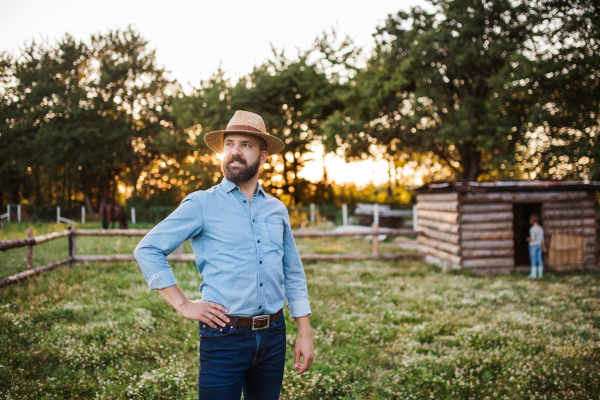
[
  {"xmin": 253, "ymin": 219, "xmax": 255, "ymax": 222},
  {"xmin": 259, "ymin": 305, "xmax": 262, "ymax": 309},
  {"xmin": 257, "ymin": 240, "xmax": 260, "ymax": 243},
  {"xmin": 260, "ymin": 283, "xmax": 263, "ymax": 286},
  {"xmin": 243, "ymin": 200, "xmax": 247, "ymax": 203},
  {"xmin": 260, "ymin": 261, "xmax": 262, "ymax": 264}
]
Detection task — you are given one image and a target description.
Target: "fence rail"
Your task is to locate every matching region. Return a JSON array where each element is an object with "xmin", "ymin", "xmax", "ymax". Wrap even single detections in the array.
[{"xmin": 0, "ymin": 226, "xmax": 421, "ymax": 289}]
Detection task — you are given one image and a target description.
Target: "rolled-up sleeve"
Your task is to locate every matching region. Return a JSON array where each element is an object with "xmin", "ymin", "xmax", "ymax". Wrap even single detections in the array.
[
  {"xmin": 281, "ymin": 215, "xmax": 311, "ymax": 318},
  {"xmin": 134, "ymin": 195, "xmax": 204, "ymax": 290}
]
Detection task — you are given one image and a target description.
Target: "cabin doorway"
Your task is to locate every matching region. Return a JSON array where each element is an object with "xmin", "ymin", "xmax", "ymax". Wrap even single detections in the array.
[{"xmin": 513, "ymin": 203, "xmax": 542, "ymax": 266}]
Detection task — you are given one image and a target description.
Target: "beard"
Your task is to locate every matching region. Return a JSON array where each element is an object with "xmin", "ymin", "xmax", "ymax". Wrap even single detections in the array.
[{"xmin": 221, "ymin": 154, "xmax": 261, "ymax": 183}]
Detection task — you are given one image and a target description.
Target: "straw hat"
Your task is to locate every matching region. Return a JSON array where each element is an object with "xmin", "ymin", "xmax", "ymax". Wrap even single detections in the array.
[{"xmin": 204, "ymin": 110, "xmax": 285, "ymax": 155}]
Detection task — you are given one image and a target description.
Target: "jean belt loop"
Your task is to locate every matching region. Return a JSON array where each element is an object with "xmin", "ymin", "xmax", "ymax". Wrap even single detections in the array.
[{"xmin": 233, "ymin": 316, "xmax": 239, "ymax": 330}]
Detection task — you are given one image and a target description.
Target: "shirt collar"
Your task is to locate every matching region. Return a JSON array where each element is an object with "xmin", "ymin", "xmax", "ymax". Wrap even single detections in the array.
[
  {"xmin": 221, "ymin": 177, "xmax": 266, "ymax": 196},
  {"xmin": 221, "ymin": 177, "xmax": 238, "ymax": 193}
]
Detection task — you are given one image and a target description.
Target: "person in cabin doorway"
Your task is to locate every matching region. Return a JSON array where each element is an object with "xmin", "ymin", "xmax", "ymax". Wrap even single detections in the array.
[
  {"xmin": 526, "ymin": 214, "xmax": 547, "ymax": 278},
  {"xmin": 134, "ymin": 110, "xmax": 314, "ymax": 400}
]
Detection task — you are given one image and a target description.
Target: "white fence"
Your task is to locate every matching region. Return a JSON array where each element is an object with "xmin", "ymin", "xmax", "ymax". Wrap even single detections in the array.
[{"xmin": 0, "ymin": 204, "xmax": 21, "ymax": 226}]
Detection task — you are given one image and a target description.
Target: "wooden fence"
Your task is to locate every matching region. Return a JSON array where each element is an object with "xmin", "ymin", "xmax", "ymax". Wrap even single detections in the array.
[{"xmin": 0, "ymin": 226, "xmax": 421, "ymax": 289}]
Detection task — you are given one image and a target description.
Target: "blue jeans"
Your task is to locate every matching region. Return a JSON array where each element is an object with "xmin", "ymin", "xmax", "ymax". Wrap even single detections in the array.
[
  {"xmin": 529, "ymin": 244, "xmax": 543, "ymax": 267},
  {"xmin": 198, "ymin": 312, "xmax": 287, "ymax": 400}
]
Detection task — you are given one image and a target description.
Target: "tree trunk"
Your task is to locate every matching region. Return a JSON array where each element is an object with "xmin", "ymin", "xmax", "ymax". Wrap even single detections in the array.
[
  {"xmin": 83, "ymin": 192, "xmax": 95, "ymax": 215},
  {"xmin": 99, "ymin": 169, "xmax": 111, "ymax": 212},
  {"xmin": 35, "ymin": 165, "xmax": 41, "ymax": 207},
  {"xmin": 459, "ymin": 145, "xmax": 481, "ymax": 181},
  {"xmin": 77, "ymin": 172, "xmax": 96, "ymax": 214},
  {"xmin": 9, "ymin": 189, "xmax": 19, "ymax": 205},
  {"xmin": 387, "ymin": 158, "xmax": 393, "ymax": 199}
]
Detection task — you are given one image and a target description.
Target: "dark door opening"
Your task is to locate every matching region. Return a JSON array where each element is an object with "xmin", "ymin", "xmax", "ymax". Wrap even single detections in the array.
[{"xmin": 513, "ymin": 203, "xmax": 542, "ymax": 266}]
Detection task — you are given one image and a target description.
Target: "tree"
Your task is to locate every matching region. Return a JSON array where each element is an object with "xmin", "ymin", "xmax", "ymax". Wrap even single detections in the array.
[
  {"xmin": 526, "ymin": 0, "xmax": 600, "ymax": 180},
  {"xmin": 232, "ymin": 47, "xmax": 340, "ymax": 203},
  {"xmin": 0, "ymin": 38, "xmax": 84, "ymax": 208},
  {"xmin": 81, "ymin": 27, "xmax": 173, "ymax": 211},
  {"xmin": 0, "ymin": 27, "xmax": 175, "ymax": 212},
  {"xmin": 322, "ymin": 0, "xmax": 536, "ymax": 181},
  {"xmin": 0, "ymin": 51, "xmax": 25, "ymax": 206},
  {"xmin": 173, "ymin": 48, "xmax": 340, "ymax": 205},
  {"xmin": 133, "ymin": 69, "xmax": 233, "ymax": 205}
]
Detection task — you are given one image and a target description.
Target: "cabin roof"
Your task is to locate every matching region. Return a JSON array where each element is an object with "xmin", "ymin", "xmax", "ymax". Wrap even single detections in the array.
[{"xmin": 415, "ymin": 180, "xmax": 600, "ymax": 194}]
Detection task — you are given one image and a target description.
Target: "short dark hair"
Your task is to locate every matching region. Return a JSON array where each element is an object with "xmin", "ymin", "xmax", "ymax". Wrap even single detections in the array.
[
  {"xmin": 530, "ymin": 214, "xmax": 540, "ymax": 223},
  {"xmin": 258, "ymin": 137, "xmax": 267, "ymax": 152}
]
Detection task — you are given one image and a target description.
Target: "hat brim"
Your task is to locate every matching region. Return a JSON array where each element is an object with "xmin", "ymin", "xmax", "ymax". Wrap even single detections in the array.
[{"xmin": 204, "ymin": 130, "xmax": 285, "ymax": 155}]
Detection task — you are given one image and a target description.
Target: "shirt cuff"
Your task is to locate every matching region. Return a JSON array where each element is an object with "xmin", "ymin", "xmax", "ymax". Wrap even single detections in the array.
[
  {"xmin": 147, "ymin": 268, "xmax": 177, "ymax": 290},
  {"xmin": 286, "ymin": 299, "xmax": 311, "ymax": 318}
]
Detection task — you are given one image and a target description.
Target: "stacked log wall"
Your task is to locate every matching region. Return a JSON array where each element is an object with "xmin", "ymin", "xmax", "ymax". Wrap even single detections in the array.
[
  {"xmin": 416, "ymin": 193, "xmax": 461, "ymax": 272},
  {"xmin": 542, "ymin": 198, "xmax": 598, "ymax": 270},
  {"xmin": 458, "ymin": 202, "xmax": 515, "ymax": 273}
]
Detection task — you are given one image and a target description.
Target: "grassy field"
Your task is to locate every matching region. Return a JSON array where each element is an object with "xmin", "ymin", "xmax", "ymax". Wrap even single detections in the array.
[{"xmin": 0, "ymin": 223, "xmax": 599, "ymax": 399}]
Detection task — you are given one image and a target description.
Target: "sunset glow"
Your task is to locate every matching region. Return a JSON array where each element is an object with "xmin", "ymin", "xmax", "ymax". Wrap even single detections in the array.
[{"xmin": 298, "ymin": 144, "xmax": 391, "ymax": 186}]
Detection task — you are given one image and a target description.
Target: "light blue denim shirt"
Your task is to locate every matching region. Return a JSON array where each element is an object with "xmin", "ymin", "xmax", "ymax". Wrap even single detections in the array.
[{"xmin": 133, "ymin": 178, "xmax": 311, "ymax": 318}]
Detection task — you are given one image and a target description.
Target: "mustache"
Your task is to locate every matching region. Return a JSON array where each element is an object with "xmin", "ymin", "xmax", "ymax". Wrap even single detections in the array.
[{"xmin": 226, "ymin": 155, "xmax": 247, "ymax": 166}]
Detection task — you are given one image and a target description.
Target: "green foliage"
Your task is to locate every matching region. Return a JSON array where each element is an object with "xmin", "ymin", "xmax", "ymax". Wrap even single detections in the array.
[
  {"xmin": 233, "ymin": 47, "xmax": 341, "ymax": 203},
  {"xmin": 2, "ymin": 0, "xmax": 598, "ymax": 213},
  {"xmin": 172, "ymin": 47, "xmax": 341, "ymax": 205},
  {"xmin": 322, "ymin": 0, "xmax": 536, "ymax": 181},
  {"xmin": 321, "ymin": 0, "xmax": 599, "ymax": 183},
  {"xmin": 0, "ymin": 28, "xmax": 174, "ymax": 212},
  {"xmin": 525, "ymin": 0, "xmax": 600, "ymax": 180}
]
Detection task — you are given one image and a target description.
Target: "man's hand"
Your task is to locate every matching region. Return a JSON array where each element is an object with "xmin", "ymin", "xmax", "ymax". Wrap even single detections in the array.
[
  {"xmin": 156, "ymin": 285, "xmax": 229, "ymax": 328},
  {"xmin": 180, "ymin": 300, "xmax": 230, "ymax": 328},
  {"xmin": 293, "ymin": 315, "xmax": 314, "ymax": 375},
  {"xmin": 294, "ymin": 335, "xmax": 314, "ymax": 375}
]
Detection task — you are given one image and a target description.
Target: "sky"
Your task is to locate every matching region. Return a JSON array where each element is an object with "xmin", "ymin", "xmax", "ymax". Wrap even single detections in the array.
[{"xmin": 0, "ymin": 0, "xmax": 431, "ymax": 186}]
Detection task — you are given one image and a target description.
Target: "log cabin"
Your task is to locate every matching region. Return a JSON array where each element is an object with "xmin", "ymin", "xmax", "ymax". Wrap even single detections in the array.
[{"xmin": 415, "ymin": 181, "xmax": 600, "ymax": 275}]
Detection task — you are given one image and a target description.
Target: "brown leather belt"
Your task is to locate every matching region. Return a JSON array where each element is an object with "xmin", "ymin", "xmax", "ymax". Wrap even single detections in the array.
[{"xmin": 225, "ymin": 309, "xmax": 282, "ymax": 330}]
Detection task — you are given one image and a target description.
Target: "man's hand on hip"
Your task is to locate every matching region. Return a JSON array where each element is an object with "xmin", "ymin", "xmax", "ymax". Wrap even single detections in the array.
[
  {"xmin": 156, "ymin": 285, "xmax": 229, "ymax": 328},
  {"xmin": 181, "ymin": 300, "xmax": 230, "ymax": 327}
]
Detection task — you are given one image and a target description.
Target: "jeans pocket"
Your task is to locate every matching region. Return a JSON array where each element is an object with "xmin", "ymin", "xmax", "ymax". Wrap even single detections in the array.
[
  {"xmin": 199, "ymin": 322, "xmax": 233, "ymax": 339},
  {"xmin": 271, "ymin": 315, "xmax": 286, "ymax": 331}
]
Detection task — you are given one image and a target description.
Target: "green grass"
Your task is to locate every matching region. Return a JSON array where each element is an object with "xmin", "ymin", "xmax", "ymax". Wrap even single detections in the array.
[{"xmin": 0, "ymin": 224, "xmax": 599, "ymax": 399}]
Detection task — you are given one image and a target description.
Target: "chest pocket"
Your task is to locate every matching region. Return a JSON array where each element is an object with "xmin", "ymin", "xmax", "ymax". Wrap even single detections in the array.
[{"xmin": 265, "ymin": 217, "xmax": 284, "ymax": 248}]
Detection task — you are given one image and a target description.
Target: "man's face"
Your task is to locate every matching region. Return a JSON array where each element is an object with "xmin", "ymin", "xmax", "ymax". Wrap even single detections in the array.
[{"xmin": 221, "ymin": 133, "xmax": 267, "ymax": 184}]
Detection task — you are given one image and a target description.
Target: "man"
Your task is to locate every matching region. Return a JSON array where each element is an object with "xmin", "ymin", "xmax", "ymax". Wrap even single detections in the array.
[{"xmin": 134, "ymin": 110, "xmax": 313, "ymax": 400}]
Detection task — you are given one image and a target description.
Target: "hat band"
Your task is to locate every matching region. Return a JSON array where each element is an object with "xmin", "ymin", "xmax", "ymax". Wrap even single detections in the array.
[{"xmin": 226, "ymin": 125, "xmax": 263, "ymax": 134}]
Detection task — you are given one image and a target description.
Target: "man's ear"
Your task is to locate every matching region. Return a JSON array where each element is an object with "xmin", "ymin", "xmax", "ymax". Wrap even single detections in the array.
[{"xmin": 259, "ymin": 150, "xmax": 269, "ymax": 165}]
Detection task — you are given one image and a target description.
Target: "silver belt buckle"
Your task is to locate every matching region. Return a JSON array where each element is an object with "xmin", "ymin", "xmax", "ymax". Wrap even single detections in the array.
[{"xmin": 252, "ymin": 315, "xmax": 270, "ymax": 330}]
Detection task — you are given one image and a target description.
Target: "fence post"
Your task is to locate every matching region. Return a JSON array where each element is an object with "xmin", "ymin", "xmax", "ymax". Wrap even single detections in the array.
[
  {"xmin": 342, "ymin": 204, "xmax": 348, "ymax": 226},
  {"xmin": 82, "ymin": 206, "xmax": 85, "ymax": 225},
  {"xmin": 310, "ymin": 203, "xmax": 315, "ymax": 226},
  {"xmin": 372, "ymin": 223, "xmax": 380, "ymax": 258},
  {"xmin": 27, "ymin": 228, "xmax": 33, "ymax": 270},
  {"xmin": 131, "ymin": 207, "xmax": 136, "ymax": 225},
  {"xmin": 7, "ymin": 205, "xmax": 10, "ymax": 223},
  {"xmin": 17, "ymin": 205, "xmax": 21, "ymax": 223},
  {"xmin": 412, "ymin": 204, "xmax": 418, "ymax": 231},
  {"xmin": 373, "ymin": 203, "xmax": 379, "ymax": 226},
  {"xmin": 57, "ymin": 206, "xmax": 60, "ymax": 224},
  {"xmin": 68, "ymin": 225, "xmax": 76, "ymax": 264}
]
